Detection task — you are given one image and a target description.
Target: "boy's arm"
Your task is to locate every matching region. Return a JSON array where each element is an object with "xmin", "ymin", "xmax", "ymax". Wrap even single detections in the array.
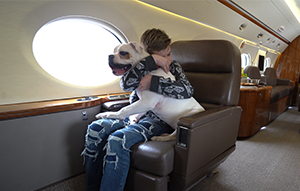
[
  {"xmin": 150, "ymin": 61, "xmax": 194, "ymax": 99},
  {"xmin": 120, "ymin": 56, "xmax": 157, "ymax": 92}
]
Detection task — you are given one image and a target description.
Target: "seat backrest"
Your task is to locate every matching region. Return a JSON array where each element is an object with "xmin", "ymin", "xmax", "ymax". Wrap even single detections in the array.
[
  {"xmin": 244, "ymin": 66, "xmax": 261, "ymax": 79},
  {"xmin": 264, "ymin": 67, "xmax": 277, "ymax": 86},
  {"xmin": 171, "ymin": 40, "xmax": 241, "ymax": 106}
]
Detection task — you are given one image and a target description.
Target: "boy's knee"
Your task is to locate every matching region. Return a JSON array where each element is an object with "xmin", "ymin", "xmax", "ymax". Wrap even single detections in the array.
[
  {"xmin": 107, "ymin": 132, "xmax": 123, "ymax": 147},
  {"xmin": 88, "ymin": 119, "xmax": 106, "ymax": 131},
  {"xmin": 81, "ymin": 120, "xmax": 108, "ymax": 159},
  {"xmin": 104, "ymin": 132, "xmax": 126, "ymax": 169},
  {"xmin": 107, "ymin": 131, "xmax": 130, "ymax": 151}
]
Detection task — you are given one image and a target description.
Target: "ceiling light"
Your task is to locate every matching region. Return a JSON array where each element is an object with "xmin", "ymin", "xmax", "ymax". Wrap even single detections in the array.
[
  {"xmin": 285, "ymin": 0, "xmax": 300, "ymax": 23},
  {"xmin": 257, "ymin": 33, "xmax": 263, "ymax": 38},
  {"xmin": 239, "ymin": 23, "xmax": 247, "ymax": 31}
]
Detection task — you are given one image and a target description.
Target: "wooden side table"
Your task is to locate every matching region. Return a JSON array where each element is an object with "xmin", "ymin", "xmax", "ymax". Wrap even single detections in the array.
[{"xmin": 237, "ymin": 86, "xmax": 272, "ymax": 138}]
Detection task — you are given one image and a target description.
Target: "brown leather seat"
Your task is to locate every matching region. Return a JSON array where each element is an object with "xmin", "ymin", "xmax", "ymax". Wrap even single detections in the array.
[
  {"xmin": 124, "ymin": 40, "xmax": 242, "ymax": 191},
  {"xmin": 264, "ymin": 67, "xmax": 292, "ymax": 103},
  {"xmin": 263, "ymin": 67, "xmax": 293, "ymax": 120}
]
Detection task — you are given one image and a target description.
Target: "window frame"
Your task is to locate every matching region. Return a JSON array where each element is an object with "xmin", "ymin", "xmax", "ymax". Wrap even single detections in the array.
[
  {"xmin": 241, "ymin": 53, "xmax": 251, "ymax": 69},
  {"xmin": 32, "ymin": 15, "xmax": 128, "ymax": 87}
]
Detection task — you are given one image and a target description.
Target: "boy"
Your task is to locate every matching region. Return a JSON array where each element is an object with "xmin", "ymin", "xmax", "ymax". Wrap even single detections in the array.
[{"xmin": 82, "ymin": 28, "xmax": 194, "ymax": 191}]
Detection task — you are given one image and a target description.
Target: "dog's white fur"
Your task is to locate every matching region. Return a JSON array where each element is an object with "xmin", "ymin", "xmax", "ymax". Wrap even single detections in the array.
[{"xmin": 96, "ymin": 42, "xmax": 205, "ymax": 141}]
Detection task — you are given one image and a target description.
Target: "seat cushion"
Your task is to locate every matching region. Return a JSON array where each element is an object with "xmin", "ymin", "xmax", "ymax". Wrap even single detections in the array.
[
  {"xmin": 270, "ymin": 86, "xmax": 293, "ymax": 103},
  {"xmin": 130, "ymin": 141, "xmax": 175, "ymax": 177}
]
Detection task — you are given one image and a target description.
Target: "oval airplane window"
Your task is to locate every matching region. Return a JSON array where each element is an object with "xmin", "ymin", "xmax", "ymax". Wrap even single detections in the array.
[
  {"xmin": 32, "ymin": 16, "xmax": 128, "ymax": 87},
  {"xmin": 241, "ymin": 53, "xmax": 251, "ymax": 69}
]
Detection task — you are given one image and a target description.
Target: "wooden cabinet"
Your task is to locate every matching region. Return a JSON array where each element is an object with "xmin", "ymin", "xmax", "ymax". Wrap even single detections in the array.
[
  {"xmin": 237, "ymin": 86, "xmax": 272, "ymax": 138},
  {"xmin": 269, "ymin": 96, "xmax": 290, "ymax": 121}
]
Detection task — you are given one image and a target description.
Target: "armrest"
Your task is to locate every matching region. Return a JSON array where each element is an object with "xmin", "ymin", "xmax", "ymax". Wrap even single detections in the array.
[
  {"xmin": 277, "ymin": 78, "xmax": 290, "ymax": 86},
  {"xmin": 173, "ymin": 106, "xmax": 241, "ymax": 177},
  {"xmin": 178, "ymin": 106, "xmax": 240, "ymax": 129}
]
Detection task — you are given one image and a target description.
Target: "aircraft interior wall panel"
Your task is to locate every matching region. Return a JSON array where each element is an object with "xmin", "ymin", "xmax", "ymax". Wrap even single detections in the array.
[
  {"xmin": 239, "ymin": 44, "xmax": 259, "ymax": 64},
  {"xmin": 0, "ymin": 0, "xmax": 286, "ymax": 106},
  {"xmin": 0, "ymin": 1, "xmax": 136, "ymax": 105},
  {"xmin": 0, "ymin": 105, "xmax": 101, "ymax": 191}
]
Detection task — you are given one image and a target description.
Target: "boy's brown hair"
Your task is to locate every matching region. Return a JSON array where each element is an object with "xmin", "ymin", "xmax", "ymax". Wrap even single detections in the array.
[{"xmin": 140, "ymin": 28, "xmax": 171, "ymax": 54}]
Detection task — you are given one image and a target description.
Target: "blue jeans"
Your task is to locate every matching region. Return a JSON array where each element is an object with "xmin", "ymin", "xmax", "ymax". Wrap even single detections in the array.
[{"xmin": 81, "ymin": 117, "xmax": 167, "ymax": 191}]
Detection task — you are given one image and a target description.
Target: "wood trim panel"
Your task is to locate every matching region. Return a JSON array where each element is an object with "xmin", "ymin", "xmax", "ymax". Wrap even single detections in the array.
[
  {"xmin": 274, "ymin": 35, "xmax": 300, "ymax": 105},
  {"xmin": 237, "ymin": 86, "xmax": 272, "ymax": 137},
  {"xmin": 217, "ymin": 0, "xmax": 290, "ymax": 45},
  {"xmin": 0, "ymin": 93, "xmax": 129, "ymax": 120},
  {"xmin": 275, "ymin": 36, "xmax": 300, "ymax": 81}
]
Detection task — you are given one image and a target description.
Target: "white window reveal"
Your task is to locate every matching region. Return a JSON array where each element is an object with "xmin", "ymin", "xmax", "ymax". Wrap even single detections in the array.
[
  {"xmin": 241, "ymin": 53, "xmax": 251, "ymax": 69},
  {"xmin": 32, "ymin": 16, "xmax": 128, "ymax": 87},
  {"xmin": 264, "ymin": 57, "xmax": 271, "ymax": 71}
]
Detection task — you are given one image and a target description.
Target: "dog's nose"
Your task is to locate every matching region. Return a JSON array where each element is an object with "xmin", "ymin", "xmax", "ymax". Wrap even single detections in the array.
[{"xmin": 109, "ymin": 55, "xmax": 114, "ymax": 62}]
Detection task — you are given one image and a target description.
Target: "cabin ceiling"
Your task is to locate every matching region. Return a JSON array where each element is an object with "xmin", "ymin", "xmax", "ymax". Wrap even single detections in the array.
[
  {"xmin": 140, "ymin": 0, "xmax": 300, "ymax": 51},
  {"xmin": 233, "ymin": 0, "xmax": 300, "ymax": 42}
]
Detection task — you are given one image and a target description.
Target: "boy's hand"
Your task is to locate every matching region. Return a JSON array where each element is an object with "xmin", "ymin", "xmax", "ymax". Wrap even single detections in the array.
[
  {"xmin": 152, "ymin": 54, "xmax": 170, "ymax": 73},
  {"xmin": 139, "ymin": 74, "xmax": 152, "ymax": 91}
]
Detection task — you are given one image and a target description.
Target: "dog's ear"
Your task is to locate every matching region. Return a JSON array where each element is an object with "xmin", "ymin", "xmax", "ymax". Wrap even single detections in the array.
[{"xmin": 129, "ymin": 42, "xmax": 143, "ymax": 54}]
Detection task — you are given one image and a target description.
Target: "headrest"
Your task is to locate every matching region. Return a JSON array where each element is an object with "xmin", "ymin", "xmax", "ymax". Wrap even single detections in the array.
[
  {"xmin": 171, "ymin": 40, "xmax": 241, "ymax": 106},
  {"xmin": 171, "ymin": 40, "xmax": 239, "ymax": 73},
  {"xmin": 264, "ymin": 67, "xmax": 276, "ymax": 77},
  {"xmin": 244, "ymin": 66, "xmax": 261, "ymax": 79},
  {"xmin": 264, "ymin": 68, "xmax": 277, "ymax": 86}
]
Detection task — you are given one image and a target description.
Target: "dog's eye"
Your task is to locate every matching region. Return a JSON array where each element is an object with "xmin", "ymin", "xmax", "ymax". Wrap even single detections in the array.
[
  {"xmin": 119, "ymin": 51, "xmax": 130, "ymax": 59},
  {"xmin": 120, "ymin": 51, "xmax": 128, "ymax": 56}
]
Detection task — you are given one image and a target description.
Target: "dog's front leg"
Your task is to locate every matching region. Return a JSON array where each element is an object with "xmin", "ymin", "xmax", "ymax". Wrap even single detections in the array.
[
  {"xmin": 95, "ymin": 111, "xmax": 121, "ymax": 119},
  {"xmin": 96, "ymin": 91, "xmax": 160, "ymax": 120},
  {"xmin": 95, "ymin": 103, "xmax": 145, "ymax": 120},
  {"xmin": 95, "ymin": 111, "xmax": 145, "ymax": 121},
  {"xmin": 95, "ymin": 101, "xmax": 152, "ymax": 120},
  {"xmin": 115, "ymin": 98, "xmax": 156, "ymax": 118}
]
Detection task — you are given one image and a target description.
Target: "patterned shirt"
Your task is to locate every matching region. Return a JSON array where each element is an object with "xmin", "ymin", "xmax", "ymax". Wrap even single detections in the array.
[{"xmin": 120, "ymin": 55, "xmax": 194, "ymax": 125}]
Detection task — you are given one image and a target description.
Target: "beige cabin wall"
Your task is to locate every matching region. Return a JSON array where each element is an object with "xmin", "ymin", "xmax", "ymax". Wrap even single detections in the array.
[{"xmin": 0, "ymin": 0, "xmax": 262, "ymax": 105}]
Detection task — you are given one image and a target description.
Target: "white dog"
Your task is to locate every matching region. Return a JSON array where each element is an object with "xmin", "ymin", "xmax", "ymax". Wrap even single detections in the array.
[{"xmin": 96, "ymin": 42, "xmax": 205, "ymax": 141}]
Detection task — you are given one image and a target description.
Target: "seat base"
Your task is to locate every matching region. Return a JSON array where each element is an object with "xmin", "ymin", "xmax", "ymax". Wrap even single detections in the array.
[
  {"xmin": 124, "ymin": 168, "xmax": 169, "ymax": 191},
  {"xmin": 125, "ymin": 145, "xmax": 235, "ymax": 191},
  {"xmin": 168, "ymin": 145, "xmax": 235, "ymax": 191}
]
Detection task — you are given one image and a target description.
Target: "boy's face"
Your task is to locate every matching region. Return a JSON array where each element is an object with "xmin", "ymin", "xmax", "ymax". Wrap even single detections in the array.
[{"xmin": 153, "ymin": 46, "xmax": 172, "ymax": 63}]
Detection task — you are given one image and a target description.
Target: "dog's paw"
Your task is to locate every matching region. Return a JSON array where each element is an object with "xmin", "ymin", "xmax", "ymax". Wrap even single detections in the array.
[
  {"xmin": 151, "ymin": 136, "xmax": 162, "ymax": 141},
  {"xmin": 95, "ymin": 112, "xmax": 120, "ymax": 119},
  {"xmin": 151, "ymin": 135, "xmax": 170, "ymax": 142},
  {"xmin": 151, "ymin": 136, "xmax": 167, "ymax": 142},
  {"xmin": 151, "ymin": 133, "xmax": 176, "ymax": 142}
]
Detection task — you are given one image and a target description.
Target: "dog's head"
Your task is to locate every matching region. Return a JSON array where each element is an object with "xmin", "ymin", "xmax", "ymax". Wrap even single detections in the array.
[{"xmin": 108, "ymin": 42, "xmax": 143, "ymax": 76}]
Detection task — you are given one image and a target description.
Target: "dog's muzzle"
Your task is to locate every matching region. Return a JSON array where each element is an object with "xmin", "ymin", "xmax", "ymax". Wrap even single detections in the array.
[{"xmin": 108, "ymin": 55, "xmax": 132, "ymax": 76}]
